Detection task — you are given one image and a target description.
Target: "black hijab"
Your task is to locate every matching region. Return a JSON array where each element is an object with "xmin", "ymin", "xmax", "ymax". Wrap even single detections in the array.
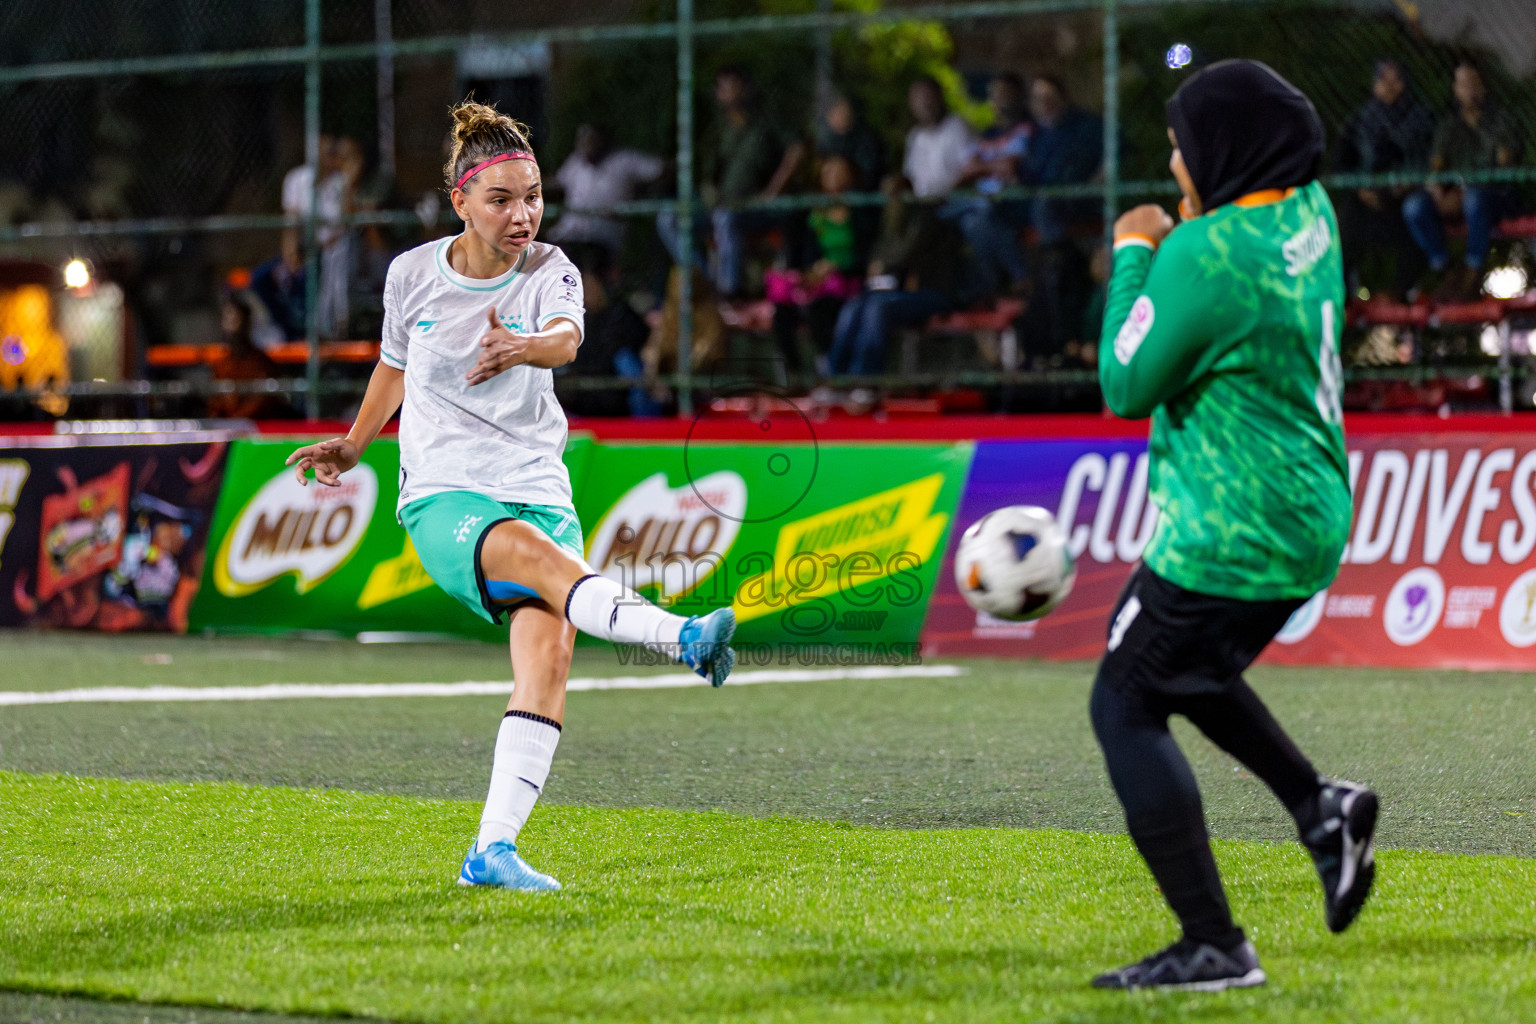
[{"xmin": 1166, "ymin": 59, "xmax": 1325, "ymax": 211}]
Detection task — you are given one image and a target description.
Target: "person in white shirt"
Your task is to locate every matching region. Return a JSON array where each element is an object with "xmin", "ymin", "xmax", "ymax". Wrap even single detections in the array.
[
  {"xmin": 281, "ymin": 135, "xmax": 360, "ymax": 338},
  {"xmin": 286, "ymin": 101, "xmax": 737, "ymax": 893},
  {"xmin": 547, "ymin": 123, "xmax": 665, "ymax": 270},
  {"xmin": 902, "ymin": 76, "xmax": 975, "ymax": 200}
]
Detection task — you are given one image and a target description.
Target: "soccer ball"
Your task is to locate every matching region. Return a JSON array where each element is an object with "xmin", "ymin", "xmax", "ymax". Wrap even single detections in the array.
[{"xmin": 953, "ymin": 505, "xmax": 1076, "ymax": 621}]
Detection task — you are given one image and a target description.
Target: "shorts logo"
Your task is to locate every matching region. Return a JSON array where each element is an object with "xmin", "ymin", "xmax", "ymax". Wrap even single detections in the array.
[
  {"xmin": 1498, "ymin": 569, "xmax": 1536, "ymax": 648},
  {"xmin": 1107, "ymin": 594, "xmax": 1142, "ymax": 652},
  {"xmin": 414, "ymin": 319, "xmax": 439, "ymax": 333},
  {"xmin": 453, "ymin": 514, "xmax": 484, "ymax": 544},
  {"xmin": 1383, "ymin": 567, "xmax": 1444, "ymax": 646},
  {"xmin": 1276, "ymin": 590, "xmax": 1326, "ymax": 645},
  {"xmin": 551, "ymin": 508, "xmax": 577, "ymax": 539},
  {"xmin": 1114, "ymin": 296, "xmax": 1154, "ymax": 365}
]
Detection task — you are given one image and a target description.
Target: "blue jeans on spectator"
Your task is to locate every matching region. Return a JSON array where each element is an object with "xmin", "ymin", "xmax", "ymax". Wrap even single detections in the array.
[
  {"xmin": 656, "ymin": 206, "xmax": 780, "ymax": 295},
  {"xmin": 943, "ymin": 197, "xmax": 1028, "ymax": 296},
  {"xmin": 828, "ymin": 289, "xmax": 951, "ymax": 376},
  {"xmin": 1403, "ymin": 185, "xmax": 1508, "ymax": 270}
]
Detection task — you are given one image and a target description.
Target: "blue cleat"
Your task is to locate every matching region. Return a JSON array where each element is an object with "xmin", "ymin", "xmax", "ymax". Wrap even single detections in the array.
[
  {"xmin": 678, "ymin": 607, "xmax": 737, "ymax": 687},
  {"xmin": 457, "ymin": 839, "xmax": 561, "ymax": 891}
]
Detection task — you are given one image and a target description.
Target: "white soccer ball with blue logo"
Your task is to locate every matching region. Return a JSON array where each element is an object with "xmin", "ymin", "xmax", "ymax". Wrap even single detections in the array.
[{"xmin": 954, "ymin": 505, "xmax": 1076, "ymax": 621}]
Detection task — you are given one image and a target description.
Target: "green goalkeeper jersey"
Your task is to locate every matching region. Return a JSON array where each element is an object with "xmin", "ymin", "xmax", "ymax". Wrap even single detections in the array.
[{"xmin": 1098, "ymin": 180, "xmax": 1351, "ymax": 601}]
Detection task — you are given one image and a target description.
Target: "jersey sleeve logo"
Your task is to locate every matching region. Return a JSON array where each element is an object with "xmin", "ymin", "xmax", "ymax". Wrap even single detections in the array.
[{"xmin": 1114, "ymin": 296, "xmax": 1155, "ymax": 365}]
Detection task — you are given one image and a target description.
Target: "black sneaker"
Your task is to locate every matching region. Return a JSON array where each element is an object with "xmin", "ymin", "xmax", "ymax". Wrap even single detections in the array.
[
  {"xmin": 1091, "ymin": 938, "xmax": 1266, "ymax": 992},
  {"xmin": 1302, "ymin": 778, "xmax": 1379, "ymax": 933}
]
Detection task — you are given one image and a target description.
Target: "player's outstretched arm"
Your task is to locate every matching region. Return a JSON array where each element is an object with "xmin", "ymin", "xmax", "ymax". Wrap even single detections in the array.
[{"xmin": 286, "ymin": 360, "xmax": 405, "ymax": 487}]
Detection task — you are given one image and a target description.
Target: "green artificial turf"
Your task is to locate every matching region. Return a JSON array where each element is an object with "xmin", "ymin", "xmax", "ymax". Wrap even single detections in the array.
[
  {"xmin": 2, "ymin": 772, "xmax": 1533, "ymax": 1024},
  {"xmin": 2, "ymin": 633, "xmax": 1533, "ymax": 855}
]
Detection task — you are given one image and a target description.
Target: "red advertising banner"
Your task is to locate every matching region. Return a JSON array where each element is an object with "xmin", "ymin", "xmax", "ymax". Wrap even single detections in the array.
[
  {"xmin": 923, "ymin": 429, "xmax": 1536, "ymax": 671},
  {"xmin": 1267, "ymin": 434, "xmax": 1536, "ymax": 669}
]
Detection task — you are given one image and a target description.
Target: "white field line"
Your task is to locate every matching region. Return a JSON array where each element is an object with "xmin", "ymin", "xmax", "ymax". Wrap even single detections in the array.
[{"xmin": 0, "ymin": 664, "xmax": 966, "ymax": 707}]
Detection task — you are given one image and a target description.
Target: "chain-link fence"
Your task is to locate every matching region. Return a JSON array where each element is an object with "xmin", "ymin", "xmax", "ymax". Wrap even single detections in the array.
[{"xmin": 2, "ymin": 0, "xmax": 1534, "ymax": 420}]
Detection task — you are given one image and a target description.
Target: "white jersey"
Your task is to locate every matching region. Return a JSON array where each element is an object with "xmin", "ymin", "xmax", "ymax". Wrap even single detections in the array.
[{"xmin": 380, "ymin": 237, "xmax": 585, "ymax": 513}]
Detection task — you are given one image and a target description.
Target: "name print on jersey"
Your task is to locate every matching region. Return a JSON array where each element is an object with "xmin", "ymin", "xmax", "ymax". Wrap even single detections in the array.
[{"xmin": 1282, "ymin": 216, "xmax": 1332, "ymax": 276}]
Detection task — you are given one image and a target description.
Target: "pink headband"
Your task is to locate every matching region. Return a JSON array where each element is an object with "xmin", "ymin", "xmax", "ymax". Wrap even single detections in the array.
[{"xmin": 455, "ymin": 152, "xmax": 535, "ymax": 191}]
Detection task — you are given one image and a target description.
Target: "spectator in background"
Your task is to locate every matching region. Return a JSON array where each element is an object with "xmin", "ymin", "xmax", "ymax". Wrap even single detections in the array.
[
  {"xmin": 1021, "ymin": 74, "xmax": 1103, "ymax": 243},
  {"xmin": 1017, "ymin": 75, "xmax": 1102, "ymax": 363},
  {"xmin": 767, "ymin": 154, "xmax": 871, "ymax": 378},
  {"xmin": 949, "ymin": 72, "xmax": 1034, "ymax": 297},
  {"xmin": 548, "ymin": 124, "xmax": 666, "ymax": 278},
  {"xmin": 1403, "ymin": 61, "xmax": 1521, "ymax": 299},
  {"xmin": 208, "ymin": 295, "xmax": 282, "ymax": 420},
  {"xmin": 249, "ymin": 237, "xmax": 306, "ymax": 342},
  {"xmin": 823, "ymin": 174, "xmax": 963, "ymax": 393},
  {"xmin": 657, "ymin": 66, "xmax": 786, "ymax": 297},
  {"xmin": 1335, "ymin": 59, "xmax": 1435, "ymax": 301},
  {"xmin": 775, "ymin": 90, "xmax": 888, "ymax": 201},
  {"xmin": 561, "ymin": 267, "xmax": 653, "ymax": 417},
  {"xmin": 816, "ymin": 92, "xmax": 886, "ymax": 192},
  {"xmin": 280, "ymin": 134, "xmax": 363, "ymax": 339},
  {"xmin": 903, "ymin": 76, "xmax": 974, "ymax": 201}
]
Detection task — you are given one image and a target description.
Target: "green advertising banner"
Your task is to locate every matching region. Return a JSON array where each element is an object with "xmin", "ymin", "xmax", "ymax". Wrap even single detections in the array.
[
  {"xmin": 575, "ymin": 442, "xmax": 974, "ymax": 657},
  {"xmin": 189, "ymin": 436, "xmax": 595, "ymax": 640},
  {"xmin": 189, "ymin": 434, "xmax": 971, "ymax": 653}
]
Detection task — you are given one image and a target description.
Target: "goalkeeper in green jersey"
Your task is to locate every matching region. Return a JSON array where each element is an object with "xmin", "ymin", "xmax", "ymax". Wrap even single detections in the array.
[{"xmin": 1087, "ymin": 60, "xmax": 1377, "ymax": 992}]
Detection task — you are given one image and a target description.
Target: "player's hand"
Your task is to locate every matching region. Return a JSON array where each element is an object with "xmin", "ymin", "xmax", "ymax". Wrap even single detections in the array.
[
  {"xmin": 286, "ymin": 437, "xmax": 359, "ymax": 487},
  {"xmin": 467, "ymin": 306, "xmax": 532, "ymax": 386},
  {"xmin": 1114, "ymin": 204, "xmax": 1176, "ymax": 247}
]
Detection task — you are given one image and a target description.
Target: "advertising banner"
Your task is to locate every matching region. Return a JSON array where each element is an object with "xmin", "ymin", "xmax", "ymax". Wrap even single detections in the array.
[
  {"xmin": 189, "ymin": 439, "xmax": 506, "ymax": 640},
  {"xmin": 1267, "ymin": 434, "xmax": 1536, "ymax": 669},
  {"xmin": 0, "ymin": 441, "xmax": 228, "ymax": 632},
  {"xmin": 575, "ymin": 442, "xmax": 973, "ymax": 659},
  {"xmin": 923, "ymin": 438, "xmax": 1155, "ymax": 661},
  {"xmin": 923, "ymin": 433, "xmax": 1536, "ymax": 671}
]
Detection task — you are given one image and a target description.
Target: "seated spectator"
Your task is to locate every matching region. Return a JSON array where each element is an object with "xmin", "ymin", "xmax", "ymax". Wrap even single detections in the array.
[
  {"xmin": 825, "ymin": 175, "xmax": 963, "ymax": 383},
  {"xmin": 1335, "ymin": 59, "xmax": 1435, "ymax": 300},
  {"xmin": 902, "ymin": 76, "xmax": 974, "ymax": 201},
  {"xmin": 548, "ymin": 124, "xmax": 666, "ymax": 278},
  {"xmin": 657, "ymin": 66, "xmax": 786, "ymax": 297},
  {"xmin": 766, "ymin": 155, "xmax": 871, "ymax": 377},
  {"xmin": 947, "ymin": 71, "xmax": 1034, "ymax": 296},
  {"xmin": 816, "ymin": 92, "xmax": 887, "ymax": 193},
  {"xmin": 775, "ymin": 90, "xmax": 889, "ymax": 203},
  {"xmin": 208, "ymin": 296, "xmax": 282, "ymax": 420},
  {"xmin": 561, "ymin": 268, "xmax": 653, "ymax": 417},
  {"xmin": 1021, "ymin": 74, "xmax": 1103, "ymax": 243},
  {"xmin": 1403, "ymin": 61, "xmax": 1521, "ymax": 299},
  {"xmin": 249, "ymin": 234, "xmax": 306, "ymax": 342}
]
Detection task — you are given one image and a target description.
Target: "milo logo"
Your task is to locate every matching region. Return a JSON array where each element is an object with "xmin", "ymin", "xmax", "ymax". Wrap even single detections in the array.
[
  {"xmin": 214, "ymin": 463, "xmax": 378, "ymax": 597},
  {"xmin": 585, "ymin": 471, "xmax": 746, "ymax": 603}
]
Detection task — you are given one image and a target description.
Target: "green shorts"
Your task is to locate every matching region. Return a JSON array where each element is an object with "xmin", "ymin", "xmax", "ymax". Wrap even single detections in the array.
[{"xmin": 400, "ymin": 491, "xmax": 585, "ymax": 625}]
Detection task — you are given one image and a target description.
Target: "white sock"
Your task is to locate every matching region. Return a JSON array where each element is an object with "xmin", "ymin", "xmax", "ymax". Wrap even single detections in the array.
[
  {"xmin": 564, "ymin": 574, "xmax": 685, "ymax": 649},
  {"xmin": 476, "ymin": 712, "xmax": 561, "ymax": 851}
]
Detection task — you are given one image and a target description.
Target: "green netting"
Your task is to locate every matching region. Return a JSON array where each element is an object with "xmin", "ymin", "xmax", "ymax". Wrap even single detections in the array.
[{"xmin": 0, "ymin": 0, "xmax": 1532, "ymax": 418}]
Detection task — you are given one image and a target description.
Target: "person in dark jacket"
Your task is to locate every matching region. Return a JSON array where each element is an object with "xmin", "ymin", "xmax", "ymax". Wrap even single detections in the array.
[{"xmin": 1334, "ymin": 59, "xmax": 1435, "ymax": 299}]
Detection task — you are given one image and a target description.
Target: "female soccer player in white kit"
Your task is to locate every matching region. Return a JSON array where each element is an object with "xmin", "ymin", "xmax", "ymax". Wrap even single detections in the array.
[{"xmin": 287, "ymin": 102, "xmax": 737, "ymax": 891}]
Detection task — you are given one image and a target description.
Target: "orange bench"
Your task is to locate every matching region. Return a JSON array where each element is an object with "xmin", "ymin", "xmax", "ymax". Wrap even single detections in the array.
[{"xmin": 145, "ymin": 341, "xmax": 380, "ymax": 368}]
